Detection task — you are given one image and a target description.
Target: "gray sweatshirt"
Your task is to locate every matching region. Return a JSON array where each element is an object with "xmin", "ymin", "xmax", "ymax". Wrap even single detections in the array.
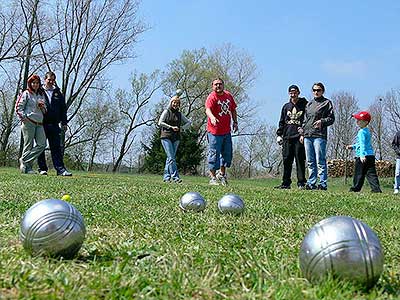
[{"xmin": 15, "ymin": 90, "xmax": 46, "ymax": 123}]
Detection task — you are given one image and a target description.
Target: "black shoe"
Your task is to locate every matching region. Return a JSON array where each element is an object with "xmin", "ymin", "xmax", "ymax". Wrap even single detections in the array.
[
  {"xmin": 305, "ymin": 184, "xmax": 317, "ymax": 190},
  {"xmin": 317, "ymin": 185, "xmax": 327, "ymax": 191},
  {"xmin": 371, "ymin": 190, "xmax": 382, "ymax": 193},
  {"xmin": 349, "ymin": 187, "xmax": 360, "ymax": 192},
  {"xmin": 297, "ymin": 183, "xmax": 306, "ymax": 190},
  {"xmin": 274, "ymin": 185, "xmax": 291, "ymax": 189}
]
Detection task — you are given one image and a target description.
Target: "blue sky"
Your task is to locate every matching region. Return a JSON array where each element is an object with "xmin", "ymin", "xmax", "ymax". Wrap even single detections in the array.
[{"xmin": 115, "ymin": 0, "xmax": 400, "ymax": 125}]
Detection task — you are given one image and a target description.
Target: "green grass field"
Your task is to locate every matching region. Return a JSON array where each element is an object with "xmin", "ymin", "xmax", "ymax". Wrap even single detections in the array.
[{"xmin": 1, "ymin": 167, "xmax": 400, "ymax": 299}]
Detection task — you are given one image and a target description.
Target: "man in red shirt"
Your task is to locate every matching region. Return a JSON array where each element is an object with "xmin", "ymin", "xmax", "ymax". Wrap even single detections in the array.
[{"xmin": 205, "ymin": 78, "xmax": 238, "ymax": 185}]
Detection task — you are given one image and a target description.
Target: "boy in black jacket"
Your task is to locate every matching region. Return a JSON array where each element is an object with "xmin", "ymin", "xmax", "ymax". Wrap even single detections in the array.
[{"xmin": 275, "ymin": 85, "xmax": 307, "ymax": 189}]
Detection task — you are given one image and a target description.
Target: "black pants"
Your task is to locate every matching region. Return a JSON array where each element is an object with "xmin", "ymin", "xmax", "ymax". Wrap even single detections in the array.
[
  {"xmin": 282, "ymin": 138, "xmax": 306, "ymax": 187},
  {"xmin": 37, "ymin": 124, "xmax": 66, "ymax": 174},
  {"xmin": 351, "ymin": 156, "xmax": 381, "ymax": 192}
]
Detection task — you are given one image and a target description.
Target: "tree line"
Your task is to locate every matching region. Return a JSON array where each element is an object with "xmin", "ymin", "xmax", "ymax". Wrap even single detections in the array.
[{"xmin": 0, "ymin": 0, "xmax": 399, "ymax": 177}]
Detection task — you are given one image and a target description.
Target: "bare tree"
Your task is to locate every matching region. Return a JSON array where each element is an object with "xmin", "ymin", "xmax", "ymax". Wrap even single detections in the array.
[
  {"xmin": 53, "ymin": 0, "xmax": 147, "ymax": 124},
  {"xmin": 382, "ymin": 88, "xmax": 400, "ymax": 134},
  {"xmin": 64, "ymin": 89, "xmax": 118, "ymax": 171},
  {"xmin": 327, "ymin": 91, "xmax": 359, "ymax": 159},
  {"xmin": 0, "ymin": 4, "xmax": 25, "ymax": 63},
  {"xmin": 230, "ymin": 123, "xmax": 280, "ymax": 178},
  {"xmin": 112, "ymin": 70, "xmax": 162, "ymax": 172},
  {"xmin": 369, "ymin": 97, "xmax": 389, "ymax": 160},
  {"xmin": 260, "ymin": 125, "xmax": 282, "ymax": 175}
]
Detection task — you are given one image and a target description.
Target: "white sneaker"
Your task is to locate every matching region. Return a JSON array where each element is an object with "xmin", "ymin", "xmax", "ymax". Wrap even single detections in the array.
[
  {"xmin": 39, "ymin": 170, "xmax": 48, "ymax": 175},
  {"xmin": 394, "ymin": 189, "xmax": 399, "ymax": 194},
  {"xmin": 216, "ymin": 171, "xmax": 228, "ymax": 186},
  {"xmin": 209, "ymin": 177, "xmax": 219, "ymax": 185},
  {"xmin": 58, "ymin": 170, "xmax": 72, "ymax": 176}
]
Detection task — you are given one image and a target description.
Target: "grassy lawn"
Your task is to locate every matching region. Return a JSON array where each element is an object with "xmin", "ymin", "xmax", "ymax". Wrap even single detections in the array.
[{"xmin": 1, "ymin": 167, "xmax": 400, "ymax": 299}]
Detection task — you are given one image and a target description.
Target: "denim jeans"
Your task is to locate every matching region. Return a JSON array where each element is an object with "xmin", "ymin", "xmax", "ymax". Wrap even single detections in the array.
[
  {"xmin": 395, "ymin": 159, "xmax": 400, "ymax": 189},
  {"xmin": 207, "ymin": 132, "xmax": 232, "ymax": 171},
  {"xmin": 304, "ymin": 137, "xmax": 327, "ymax": 187},
  {"xmin": 161, "ymin": 138, "xmax": 180, "ymax": 181}
]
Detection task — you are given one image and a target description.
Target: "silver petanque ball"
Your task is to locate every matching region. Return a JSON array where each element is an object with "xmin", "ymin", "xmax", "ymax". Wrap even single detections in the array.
[
  {"xmin": 299, "ymin": 216, "xmax": 384, "ymax": 288},
  {"xmin": 218, "ymin": 194, "xmax": 245, "ymax": 215},
  {"xmin": 179, "ymin": 192, "xmax": 207, "ymax": 212},
  {"xmin": 20, "ymin": 199, "xmax": 86, "ymax": 258},
  {"xmin": 175, "ymin": 88, "xmax": 183, "ymax": 97}
]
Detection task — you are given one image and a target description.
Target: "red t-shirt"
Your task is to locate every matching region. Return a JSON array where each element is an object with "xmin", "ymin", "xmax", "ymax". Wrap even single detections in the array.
[{"xmin": 206, "ymin": 90, "xmax": 237, "ymax": 135}]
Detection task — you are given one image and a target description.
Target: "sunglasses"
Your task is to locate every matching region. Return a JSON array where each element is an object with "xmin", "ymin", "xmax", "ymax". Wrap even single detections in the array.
[{"xmin": 313, "ymin": 89, "xmax": 322, "ymax": 92}]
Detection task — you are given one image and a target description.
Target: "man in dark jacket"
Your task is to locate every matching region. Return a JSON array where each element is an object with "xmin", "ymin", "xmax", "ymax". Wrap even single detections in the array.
[
  {"xmin": 275, "ymin": 85, "xmax": 307, "ymax": 189},
  {"xmin": 37, "ymin": 71, "xmax": 72, "ymax": 176},
  {"xmin": 392, "ymin": 131, "xmax": 400, "ymax": 194}
]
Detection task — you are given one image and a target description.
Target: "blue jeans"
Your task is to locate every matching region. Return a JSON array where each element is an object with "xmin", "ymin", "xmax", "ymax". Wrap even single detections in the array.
[
  {"xmin": 395, "ymin": 159, "xmax": 400, "ymax": 189},
  {"xmin": 304, "ymin": 137, "xmax": 327, "ymax": 187},
  {"xmin": 207, "ymin": 132, "xmax": 232, "ymax": 171},
  {"xmin": 161, "ymin": 138, "xmax": 180, "ymax": 181}
]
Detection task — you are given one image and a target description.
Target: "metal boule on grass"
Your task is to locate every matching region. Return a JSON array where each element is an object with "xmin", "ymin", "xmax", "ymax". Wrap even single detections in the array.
[
  {"xmin": 179, "ymin": 192, "xmax": 206, "ymax": 212},
  {"xmin": 299, "ymin": 215, "xmax": 384, "ymax": 288},
  {"xmin": 218, "ymin": 194, "xmax": 245, "ymax": 215},
  {"xmin": 20, "ymin": 199, "xmax": 86, "ymax": 258}
]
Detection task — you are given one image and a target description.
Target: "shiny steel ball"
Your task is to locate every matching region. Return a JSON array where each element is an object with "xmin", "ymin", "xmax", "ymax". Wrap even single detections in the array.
[
  {"xmin": 179, "ymin": 192, "xmax": 206, "ymax": 212},
  {"xmin": 20, "ymin": 199, "xmax": 86, "ymax": 258},
  {"xmin": 218, "ymin": 194, "xmax": 245, "ymax": 215},
  {"xmin": 299, "ymin": 216, "xmax": 384, "ymax": 288},
  {"xmin": 175, "ymin": 89, "xmax": 183, "ymax": 97}
]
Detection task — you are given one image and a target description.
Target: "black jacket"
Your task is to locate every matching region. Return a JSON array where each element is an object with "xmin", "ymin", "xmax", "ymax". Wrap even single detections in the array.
[
  {"xmin": 392, "ymin": 131, "xmax": 400, "ymax": 158},
  {"xmin": 276, "ymin": 97, "xmax": 307, "ymax": 139},
  {"xmin": 43, "ymin": 86, "xmax": 67, "ymax": 125}
]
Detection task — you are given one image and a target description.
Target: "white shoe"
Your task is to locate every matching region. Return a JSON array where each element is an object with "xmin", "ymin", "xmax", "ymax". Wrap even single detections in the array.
[
  {"xmin": 394, "ymin": 189, "xmax": 399, "ymax": 194},
  {"xmin": 58, "ymin": 170, "xmax": 72, "ymax": 176},
  {"xmin": 209, "ymin": 177, "xmax": 219, "ymax": 185},
  {"xmin": 216, "ymin": 171, "xmax": 228, "ymax": 186},
  {"xmin": 39, "ymin": 170, "xmax": 48, "ymax": 175}
]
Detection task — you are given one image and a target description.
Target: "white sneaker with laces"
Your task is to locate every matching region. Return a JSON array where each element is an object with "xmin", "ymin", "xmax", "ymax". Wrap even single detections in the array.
[
  {"xmin": 39, "ymin": 170, "xmax": 48, "ymax": 175},
  {"xmin": 216, "ymin": 171, "xmax": 228, "ymax": 186},
  {"xmin": 58, "ymin": 170, "xmax": 72, "ymax": 176},
  {"xmin": 209, "ymin": 177, "xmax": 219, "ymax": 185},
  {"xmin": 394, "ymin": 188, "xmax": 399, "ymax": 194}
]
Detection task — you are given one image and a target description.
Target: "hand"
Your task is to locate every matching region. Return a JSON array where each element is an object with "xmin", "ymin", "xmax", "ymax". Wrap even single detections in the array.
[
  {"xmin": 171, "ymin": 126, "xmax": 179, "ymax": 132},
  {"xmin": 299, "ymin": 136, "xmax": 304, "ymax": 144},
  {"xmin": 360, "ymin": 156, "xmax": 366, "ymax": 163},
  {"xmin": 345, "ymin": 145, "xmax": 352, "ymax": 150},
  {"xmin": 313, "ymin": 120, "xmax": 322, "ymax": 129},
  {"xmin": 298, "ymin": 127, "xmax": 304, "ymax": 135},
  {"xmin": 276, "ymin": 136, "xmax": 283, "ymax": 145},
  {"xmin": 233, "ymin": 122, "xmax": 238, "ymax": 133},
  {"xmin": 38, "ymin": 100, "xmax": 47, "ymax": 113},
  {"xmin": 210, "ymin": 116, "xmax": 219, "ymax": 126}
]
